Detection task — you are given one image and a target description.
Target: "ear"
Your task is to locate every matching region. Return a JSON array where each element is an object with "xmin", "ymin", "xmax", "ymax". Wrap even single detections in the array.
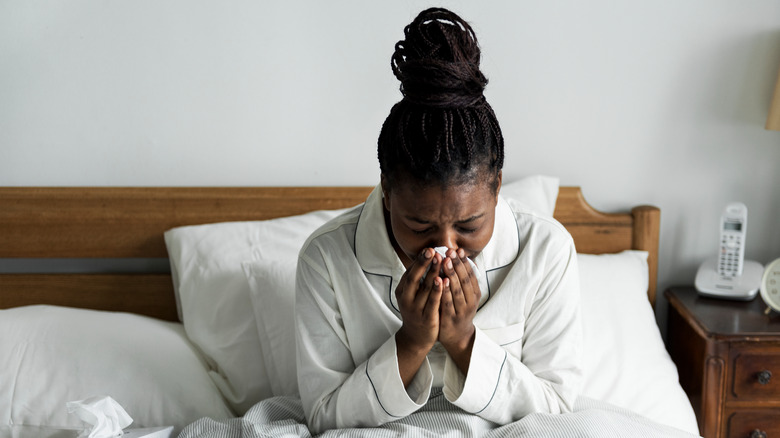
[
  {"xmin": 492, "ymin": 170, "xmax": 503, "ymax": 204},
  {"xmin": 380, "ymin": 174, "xmax": 391, "ymax": 211}
]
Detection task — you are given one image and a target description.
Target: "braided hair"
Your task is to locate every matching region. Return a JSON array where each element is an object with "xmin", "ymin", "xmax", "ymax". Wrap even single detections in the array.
[{"xmin": 378, "ymin": 8, "xmax": 504, "ymax": 192}]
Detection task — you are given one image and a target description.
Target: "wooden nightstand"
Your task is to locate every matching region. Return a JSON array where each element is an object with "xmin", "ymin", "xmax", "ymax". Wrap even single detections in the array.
[{"xmin": 666, "ymin": 286, "xmax": 780, "ymax": 438}]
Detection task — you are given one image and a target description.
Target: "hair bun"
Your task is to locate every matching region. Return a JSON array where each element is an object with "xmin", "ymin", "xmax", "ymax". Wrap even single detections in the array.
[{"xmin": 392, "ymin": 8, "xmax": 487, "ymax": 108}]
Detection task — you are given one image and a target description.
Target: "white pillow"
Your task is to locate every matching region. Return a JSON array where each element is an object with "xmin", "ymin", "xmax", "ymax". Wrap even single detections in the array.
[
  {"xmin": 0, "ymin": 305, "xmax": 233, "ymax": 434},
  {"xmin": 243, "ymin": 259, "xmax": 299, "ymax": 397},
  {"xmin": 578, "ymin": 251, "xmax": 699, "ymax": 435},
  {"xmin": 164, "ymin": 208, "xmax": 348, "ymax": 412},
  {"xmin": 500, "ymin": 175, "xmax": 559, "ymax": 216}
]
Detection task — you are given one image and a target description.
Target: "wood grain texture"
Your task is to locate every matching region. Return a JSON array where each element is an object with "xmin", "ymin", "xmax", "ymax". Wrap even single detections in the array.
[
  {"xmin": 1, "ymin": 186, "xmax": 659, "ymax": 318},
  {"xmin": 731, "ymin": 349, "xmax": 780, "ymax": 400},
  {"xmin": 726, "ymin": 409, "xmax": 780, "ymax": 438},
  {"xmin": 0, "ymin": 186, "xmax": 374, "ymax": 258},
  {"xmin": 0, "ymin": 274, "xmax": 177, "ymax": 321},
  {"xmin": 553, "ymin": 186, "xmax": 634, "ymax": 253}
]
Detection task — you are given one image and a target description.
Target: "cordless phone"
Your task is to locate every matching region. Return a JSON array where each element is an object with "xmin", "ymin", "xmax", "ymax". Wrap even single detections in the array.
[
  {"xmin": 717, "ymin": 202, "xmax": 747, "ymax": 278},
  {"xmin": 695, "ymin": 202, "xmax": 763, "ymax": 300}
]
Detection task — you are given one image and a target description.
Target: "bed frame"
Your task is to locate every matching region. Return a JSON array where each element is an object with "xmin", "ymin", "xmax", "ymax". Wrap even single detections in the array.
[{"xmin": 0, "ymin": 187, "xmax": 660, "ymax": 321}]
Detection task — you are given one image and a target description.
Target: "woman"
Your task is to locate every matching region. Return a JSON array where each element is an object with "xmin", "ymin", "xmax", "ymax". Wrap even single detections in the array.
[{"xmin": 295, "ymin": 7, "xmax": 581, "ymax": 433}]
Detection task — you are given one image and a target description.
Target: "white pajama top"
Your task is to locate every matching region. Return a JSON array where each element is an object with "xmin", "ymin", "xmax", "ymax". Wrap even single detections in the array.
[{"xmin": 294, "ymin": 185, "xmax": 582, "ymax": 434}]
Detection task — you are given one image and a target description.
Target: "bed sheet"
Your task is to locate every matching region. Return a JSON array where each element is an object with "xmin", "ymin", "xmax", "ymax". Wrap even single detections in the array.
[{"xmin": 179, "ymin": 392, "xmax": 700, "ymax": 438}]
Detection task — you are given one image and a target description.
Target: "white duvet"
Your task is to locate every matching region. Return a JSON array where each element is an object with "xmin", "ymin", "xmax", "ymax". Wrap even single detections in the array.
[{"xmin": 179, "ymin": 391, "xmax": 700, "ymax": 438}]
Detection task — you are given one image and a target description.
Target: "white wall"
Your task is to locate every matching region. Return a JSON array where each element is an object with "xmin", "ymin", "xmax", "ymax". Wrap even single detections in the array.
[{"xmin": 2, "ymin": 1, "xmax": 780, "ymax": 310}]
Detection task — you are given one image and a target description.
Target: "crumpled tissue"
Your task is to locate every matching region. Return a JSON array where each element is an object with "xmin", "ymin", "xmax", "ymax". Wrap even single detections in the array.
[
  {"xmin": 66, "ymin": 396, "xmax": 133, "ymax": 438},
  {"xmin": 431, "ymin": 246, "xmax": 480, "ymax": 278}
]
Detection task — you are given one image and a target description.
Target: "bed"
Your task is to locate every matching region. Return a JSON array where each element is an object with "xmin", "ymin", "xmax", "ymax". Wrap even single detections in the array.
[{"xmin": 0, "ymin": 177, "xmax": 701, "ymax": 437}]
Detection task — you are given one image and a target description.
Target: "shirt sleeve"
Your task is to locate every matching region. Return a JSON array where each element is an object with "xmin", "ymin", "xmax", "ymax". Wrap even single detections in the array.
[
  {"xmin": 442, "ymin": 234, "xmax": 582, "ymax": 424},
  {"xmin": 294, "ymin": 243, "xmax": 432, "ymax": 433}
]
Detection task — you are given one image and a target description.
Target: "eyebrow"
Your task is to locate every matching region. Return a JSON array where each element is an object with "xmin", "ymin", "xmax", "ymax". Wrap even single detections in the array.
[{"xmin": 405, "ymin": 213, "xmax": 485, "ymax": 224}]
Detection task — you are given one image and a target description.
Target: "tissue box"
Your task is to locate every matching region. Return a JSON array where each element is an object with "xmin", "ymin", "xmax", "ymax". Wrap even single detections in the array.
[{"xmin": 122, "ymin": 426, "xmax": 173, "ymax": 438}]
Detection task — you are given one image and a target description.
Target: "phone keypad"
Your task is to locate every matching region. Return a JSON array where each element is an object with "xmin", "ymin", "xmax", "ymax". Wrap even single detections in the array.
[{"xmin": 718, "ymin": 234, "xmax": 742, "ymax": 277}]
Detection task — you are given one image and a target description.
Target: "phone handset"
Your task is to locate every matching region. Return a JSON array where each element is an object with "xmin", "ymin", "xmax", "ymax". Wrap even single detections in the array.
[
  {"xmin": 717, "ymin": 202, "xmax": 747, "ymax": 278},
  {"xmin": 696, "ymin": 202, "xmax": 762, "ymax": 300}
]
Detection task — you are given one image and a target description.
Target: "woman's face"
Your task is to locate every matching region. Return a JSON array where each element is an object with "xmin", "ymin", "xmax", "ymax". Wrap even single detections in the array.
[{"xmin": 382, "ymin": 173, "xmax": 501, "ymax": 268}]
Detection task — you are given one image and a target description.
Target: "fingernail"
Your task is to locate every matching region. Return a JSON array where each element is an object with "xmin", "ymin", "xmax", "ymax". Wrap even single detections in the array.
[
  {"xmin": 424, "ymin": 249, "xmax": 432, "ymax": 259},
  {"xmin": 446, "ymin": 259, "xmax": 453, "ymax": 270}
]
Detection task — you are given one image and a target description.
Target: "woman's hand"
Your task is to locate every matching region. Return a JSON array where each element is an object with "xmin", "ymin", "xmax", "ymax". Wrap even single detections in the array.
[
  {"xmin": 438, "ymin": 248, "xmax": 480, "ymax": 375},
  {"xmin": 395, "ymin": 248, "xmax": 443, "ymax": 387}
]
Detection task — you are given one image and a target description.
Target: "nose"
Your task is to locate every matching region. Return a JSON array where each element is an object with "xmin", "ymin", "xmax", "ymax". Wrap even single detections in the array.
[{"xmin": 434, "ymin": 229, "xmax": 458, "ymax": 251}]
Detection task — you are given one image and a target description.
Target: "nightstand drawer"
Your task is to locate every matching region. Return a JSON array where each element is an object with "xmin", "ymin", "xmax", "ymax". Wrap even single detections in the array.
[
  {"xmin": 726, "ymin": 409, "xmax": 780, "ymax": 438},
  {"xmin": 731, "ymin": 349, "xmax": 780, "ymax": 400}
]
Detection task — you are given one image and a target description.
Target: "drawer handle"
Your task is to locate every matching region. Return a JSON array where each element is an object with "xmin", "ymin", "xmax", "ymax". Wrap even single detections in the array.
[
  {"xmin": 750, "ymin": 429, "xmax": 767, "ymax": 438},
  {"xmin": 757, "ymin": 370, "xmax": 772, "ymax": 385}
]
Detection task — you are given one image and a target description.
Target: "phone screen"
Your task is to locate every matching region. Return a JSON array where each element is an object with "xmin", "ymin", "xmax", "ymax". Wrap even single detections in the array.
[{"xmin": 723, "ymin": 222, "xmax": 742, "ymax": 231}]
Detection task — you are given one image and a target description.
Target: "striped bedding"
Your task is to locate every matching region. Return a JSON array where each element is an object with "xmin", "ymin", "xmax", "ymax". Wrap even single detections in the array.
[{"xmin": 179, "ymin": 390, "xmax": 699, "ymax": 438}]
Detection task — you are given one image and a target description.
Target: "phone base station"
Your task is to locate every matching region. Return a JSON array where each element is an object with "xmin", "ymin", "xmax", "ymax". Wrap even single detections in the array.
[{"xmin": 695, "ymin": 257, "xmax": 763, "ymax": 300}]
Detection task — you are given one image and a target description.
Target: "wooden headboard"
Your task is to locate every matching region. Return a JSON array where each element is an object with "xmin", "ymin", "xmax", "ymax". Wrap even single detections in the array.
[{"xmin": 0, "ymin": 186, "xmax": 659, "ymax": 321}]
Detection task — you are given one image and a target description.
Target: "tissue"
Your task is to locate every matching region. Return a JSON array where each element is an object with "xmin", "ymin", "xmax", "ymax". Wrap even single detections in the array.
[
  {"xmin": 66, "ymin": 396, "xmax": 133, "ymax": 438},
  {"xmin": 432, "ymin": 246, "xmax": 479, "ymax": 278},
  {"xmin": 433, "ymin": 246, "xmax": 449, "ymax": 258}
]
